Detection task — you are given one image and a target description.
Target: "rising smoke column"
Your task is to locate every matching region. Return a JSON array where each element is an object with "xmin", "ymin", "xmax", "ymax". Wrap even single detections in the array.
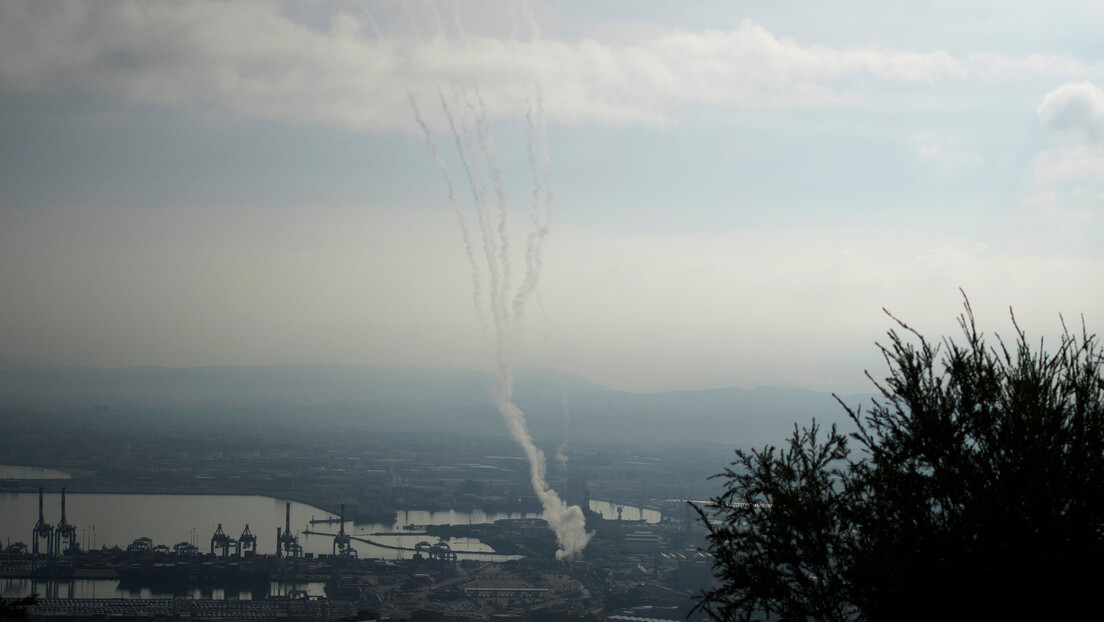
[
  {"xmin": 553, "ymin": 371, "xmax": 572, "ymax": 472},
  {"xmin": 453, "ymin": 74, "xmax": 589, "ymax": 563},
  {"xmin": 494, "ymin": 365, "xmax": 589, "ymax": 559},
  {"xmin": 405, "ymin": 3, "xmax": 590, "ymax": 559}
]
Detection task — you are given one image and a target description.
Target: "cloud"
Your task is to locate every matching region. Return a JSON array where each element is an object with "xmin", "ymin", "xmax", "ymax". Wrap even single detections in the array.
[
  {"xmin": 1029, "ymin": 83, "xmax": 1104, "ymax": 223},
  {"xmin": 1024, "ymin": 190, "xmax": 1096, "ymax": 226},
  {"xmin": 969, "ymin": 53, "xmax": 1090, "ymax": 77},
  {"xmin": 1037, "ymin": 82, "xmax": 1104, "ymax": 143},
  {"xmin": 1033, "ymin": 145, "xmax": 1104, "ymax": 187},
  {"xmin": 912, "ymin": 132, "xmax": 984, "ymax": 168},
  {"xmin": 0, "ymin": 0, "xmax": 971, "ymax": 131},
  {"xmin": 0, "ymin": 0, "xmax": 413, "ymax": 130}
]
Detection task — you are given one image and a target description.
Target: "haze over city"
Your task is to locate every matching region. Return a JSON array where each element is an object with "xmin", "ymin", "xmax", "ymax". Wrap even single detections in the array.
[{"xmin": 2, "ymin": 0, "xmax": 1103, "ymax": 395}]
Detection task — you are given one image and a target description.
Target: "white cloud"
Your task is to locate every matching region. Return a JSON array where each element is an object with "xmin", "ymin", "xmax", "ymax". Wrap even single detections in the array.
[
  {"xmin": 912, "ymin": 132, "xmax": 984, "ymax": 167},
  {"xmin": 969, "ymin": 52, "xmax": 1090, "ymax": 77},
  {"xmin": 1028, "ymin": 83, "xmax": 1104, "ymax": 223},
  {"xmin": 1024, "ymin": 190, "xmax": 1096, "ymax": 226},
  {"xmin": 1033, "ymin": 145, "xmax": 1104, "ymax": 187},
  {"xmin": 0, "ymin": 0, "xmax": 972, "ymax": 130},
  {"xmin": 1028, "ymin": 142, "xmax": 1104, "ymax": 223},
  {"xmin": 1037, "ymin": 82, "xmax": 1104, "ymax": 143}
]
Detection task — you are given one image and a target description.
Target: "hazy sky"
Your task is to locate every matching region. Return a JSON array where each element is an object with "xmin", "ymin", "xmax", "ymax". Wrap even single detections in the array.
[{"xmin": 2, "ymin": 0, "xmax": 1103, "ymax": 394}]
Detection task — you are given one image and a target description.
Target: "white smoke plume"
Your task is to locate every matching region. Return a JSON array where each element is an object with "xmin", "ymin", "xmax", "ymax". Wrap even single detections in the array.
[
  {"xmin": 521, "ymin": 0, "xmax": 542, "ymax": 40},
  {"xmin": 407, "ymin": 90, "xmax": 487, "ymax": 339},
  {"xmin": 464, "ymin": 87, "xmax": 589, "ymax": 559},
  {"xmin": 494, "ymin": 366, "xmax": 589, "ymax": 559},
  {"xmin": 437, "ymin": 85, "xmax": 503, "ymax": 344},
  {"xmin": 554, "ymin": 442, "xmax": 569, "ymax": 473},
  {"xmin": 554, "ymin": 372, "xmax": 571, "ymax": 473},
  {"xmin": 476, "ymin": 89, "xmax": 514, "ymax": 323},
  {"xmin": 449, "ymin": 0, "xmax": 470, "ymax": 47},
  {"xmin": 406, "ymin": 2, "xmax": 590, "ymax": 559},
  {"xmin": 419, "ymin": 0, "xmax": 445, "ymax": 40},
  {"xmin": 514, "ymin": 83, "xmax": 553, "ymax": 322}
]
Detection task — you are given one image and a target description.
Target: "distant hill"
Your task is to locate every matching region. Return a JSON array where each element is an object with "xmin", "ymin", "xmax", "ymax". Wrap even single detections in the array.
[{"xmin": 0, "ymin": 364, "xmax": 870, "ymax": 448}]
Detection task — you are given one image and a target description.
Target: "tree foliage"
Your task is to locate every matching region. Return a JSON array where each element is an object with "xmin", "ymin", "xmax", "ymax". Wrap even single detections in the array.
[
  {"xmin": 0, "ymin": 595, "xmax": 37, "ymax": 622},
  {"xmin": 695, "ymin": 299, "xmax": 1104, "ymax": 620}
]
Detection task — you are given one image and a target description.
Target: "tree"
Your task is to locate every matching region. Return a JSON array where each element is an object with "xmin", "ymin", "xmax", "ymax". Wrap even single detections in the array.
[
  {"xmin": 0, "ymin": 595, "xmax": 37, "ymax": 622},
  {"xmin": 694, "ymin": 299, "xmax": 1104, "ymax": 621}
]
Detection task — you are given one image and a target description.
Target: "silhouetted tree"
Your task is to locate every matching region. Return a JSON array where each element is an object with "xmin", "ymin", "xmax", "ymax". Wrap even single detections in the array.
[
  {"xmin": 695, "ymin": 298, "xmax": 1104, "ymax": 620},
  {"xmin": 0, "ymin": 595, "xmax": 37, "ymax": 622}
]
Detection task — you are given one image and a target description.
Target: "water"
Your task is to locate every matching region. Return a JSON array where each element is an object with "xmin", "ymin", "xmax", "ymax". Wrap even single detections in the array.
[
  {"xmin": 588, "ymin": 499, "xmax": 661, "ymax": 523},
  {"xmin": 0, "ymin": 465, "xmax": 71, "ymax": 480},
  {"xmin": 1, "ymin": 491, "xmax": 661, "ymax": 571},
  {"xmin": 0, "ymin": 491, "xmax": 535, "ymax": 561},
  {"xmin": 0, "ymin": 578, "xmax": 326, "ymax": 600}
]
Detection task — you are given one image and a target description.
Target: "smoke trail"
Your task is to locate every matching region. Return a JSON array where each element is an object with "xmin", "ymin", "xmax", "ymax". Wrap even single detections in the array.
[
  {"xmin": 489, "ymin": 94, "xmax": 589, "ymax": 560},
  {"xmin": 522, "ymin": 111, "xmax": 549, "ymax": 337},
  {"xmin": 471, "ymin": 88, "xmax": 513, "ymax": 333},
  {"xmin": 460, "ymin": 95, "xmax": 588, "ymax": 558},
  {"xmin": 402, "ymin": 0, "xmax": 425, "ymax": 41},
  {"xmin": 526, "ymin": 102, "xmax": 543, "ymax": 224},
  {"xmin": 493, "ymin": 367, "xmax": 589, "ymax": 559},
  {"xmin": 456, "ymin": 90, "xmax": 588, "ymax": 558},
  {"xmin": 388, "ymin": 5, "xmax": 491, "ymax": 339},
  {"xmin": 457, "ymin": 90, "xmax": 510, "ymax": 361},
  {"xmin": 511, "ymin": 83, "xmax": 553, "ymax": 323},
  {"xmin": 450, "ymin": 0, "xmax": 470, "ymax": 47},
  {"xmin": 360, "ymin": 4, "xmax": 383, "ymax": 40},
  {"xmin": 533, "ymin": 83, "xmax": 555, "ymax": 214},
  {"xmin": 439, "ymin": 9, "xmax": 507, "ymax": 318},
  {"xmin": 507, "ymin": 0, "xmax": 521, "ymax": 42},
  {"xmin": 410, "ymin": 1, "xmax": 590, "ymax": 559},
  {"xmin": 554, "ymin": 372, "xmax": 571, "ymax": 473},
  {"xmin": 499, "ymin": 76, "xmax": 588, "ymax": 556},
  {"xmin": 407, "ymin": 90, "xmax": 487, "ymax": 338},
  {"xmin": 521, "ymin": 0, "xmax": 542, "ymax": 40},
  {"xmin": 420, "ymin": 0, "xmax": 445, "ymax": 40},
  {"xmin": 439, "ymin": 86, "xmax": 503, "ymax": 344}
]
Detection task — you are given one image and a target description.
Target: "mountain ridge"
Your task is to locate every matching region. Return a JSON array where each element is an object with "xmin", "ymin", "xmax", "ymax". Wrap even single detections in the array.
[{"xmin": 0, "ymin": 364, "xmax": 870, "ymax": 447}]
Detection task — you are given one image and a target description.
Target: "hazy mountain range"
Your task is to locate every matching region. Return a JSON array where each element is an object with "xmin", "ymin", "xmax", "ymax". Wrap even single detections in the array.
[{"xmin": 0, "ymin": 364, "xmax": 873, "ymax": 447}]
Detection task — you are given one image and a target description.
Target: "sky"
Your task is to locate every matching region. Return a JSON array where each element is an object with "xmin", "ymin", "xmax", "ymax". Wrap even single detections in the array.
[{"xmin": 1, "ymin": 0, "xmax": 1103, "ymax": 395}]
